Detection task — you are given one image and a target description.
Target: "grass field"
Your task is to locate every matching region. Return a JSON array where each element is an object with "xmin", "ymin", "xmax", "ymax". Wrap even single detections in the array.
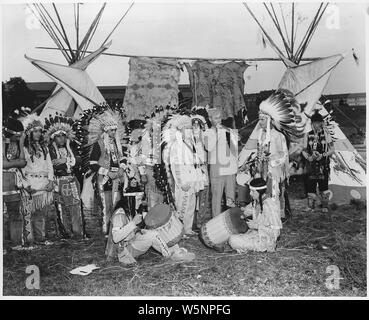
[{"xmin": 2, "ymin": 179, "xmax": 366, "ymax": 297}]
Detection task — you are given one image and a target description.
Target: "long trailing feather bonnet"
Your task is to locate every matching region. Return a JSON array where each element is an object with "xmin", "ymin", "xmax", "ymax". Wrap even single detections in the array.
[
  {"xmin": 258, "ymin": 89, "xmax": 306, "ymax": 143},
  {"xmin": 74, "ymin": 102, "xmax": 127, "ymax": 175}
]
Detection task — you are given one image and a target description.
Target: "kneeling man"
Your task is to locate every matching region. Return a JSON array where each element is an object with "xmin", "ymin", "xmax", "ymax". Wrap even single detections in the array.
[{"xmin": 105, "ymin": 200, "xmax": 195, "ymax": 265}]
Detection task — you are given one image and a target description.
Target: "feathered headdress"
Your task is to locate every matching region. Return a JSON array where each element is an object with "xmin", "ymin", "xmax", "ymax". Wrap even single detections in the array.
[
  {"xmin": 3, "ymin": 107, "xmax": 27, "ymax": 137},
  {"xmin": 126, "ymin": 119, "xmax": 147, "ymax": 144},
  {"xmin": 259, "ymin": 89, "xmax": 305, "ymax": 141},
  {"xmin": 21, "ymin": 112, "xmax": 44, "ymax": 136},
  {"xmin": 191, "ymin": 105, "xmax": 210, "ymax": 128},
  {"xmin": 309, "ymin": 107, "xmax": 337, "ymax": 145},
  {"xmin": 161, "ymin": 114, "xmax": 191, "ymax": 161},
  {"xmin": 74, "ymin": 102, "xmax": 127, "ymax": 174},
  {"xmin": 44, "ymin": 113, "xmax": 76, "ymax": 144}
]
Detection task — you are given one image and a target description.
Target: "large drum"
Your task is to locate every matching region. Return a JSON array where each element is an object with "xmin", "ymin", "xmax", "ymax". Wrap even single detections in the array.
[
  {"xmin": 144, "ymin": 204, "xmax": 184, "ymax": 247},
  {"xmin": 200, "ymin": 207, "xmax": 248, "ymax": 248}
]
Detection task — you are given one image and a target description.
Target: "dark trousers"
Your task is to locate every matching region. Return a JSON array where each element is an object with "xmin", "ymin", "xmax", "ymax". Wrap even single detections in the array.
[
  {"xmin": 306, "ymin": 176, "xmax": 329, "ymax": 194},
  {"xmin": 3, "ymin": 200, "xmax": 23, "ymax": 245},
  {"xmin": 195, "ymin": 186, "xmax": 212, "ymax": 229}
]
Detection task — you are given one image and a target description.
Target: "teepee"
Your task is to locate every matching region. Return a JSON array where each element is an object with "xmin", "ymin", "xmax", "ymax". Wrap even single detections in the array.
[
  {"xmin": 239, "ymin": 3, "xmax": 366, "ymax": 205},
  {"xmin": 26, "ymin": 3, "xmax": 133, "ymax": 118}
]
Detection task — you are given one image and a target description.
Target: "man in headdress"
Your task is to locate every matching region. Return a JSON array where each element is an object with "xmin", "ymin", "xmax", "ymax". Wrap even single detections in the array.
[
  {"xmin": 21, "ymin": 113, "xmax": 54, "ymax": 243},
  {"xmin": 250, "ymin": 90, "xmax": 304, "ymax": 219},
  {"xmin": 3, "ymin": 111, "xmax": 27, "ymax": 246},
  {"xmin": 191, "ymin": 107, "xmax": 211, "ymax": 229},
  {"xmin": 45, "ymin": 114, "xmax": 84, "ymax": 239},
  {"xmin": 163, "ymin": 114, "xmax": 200, "ymax": 236},
  {"xmin": 139, "ymin": 107, "xmax": 166, "ymax": 209},
  {"xmin": 301, "ymin": 109, "xmax": 335, "ymax": 212},
  {"xmin": 89, "ymin": 113, "xmax": 127, "ymax": 235},
  {"xmin": 122, "ymin": 119, "xmax": 147, "ymax": 216}
]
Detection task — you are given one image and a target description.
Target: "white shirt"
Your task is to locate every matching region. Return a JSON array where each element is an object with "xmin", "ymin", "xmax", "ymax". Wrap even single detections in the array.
[{"xmin": 204, "ymin": 126, "xmax": 238, "ymax": 176}]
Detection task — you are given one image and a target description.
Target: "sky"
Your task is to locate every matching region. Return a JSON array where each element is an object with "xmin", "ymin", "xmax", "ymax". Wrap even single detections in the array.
[{"xmin": 1, "ymin": 1, "xmax": 367, "ymax": 94}]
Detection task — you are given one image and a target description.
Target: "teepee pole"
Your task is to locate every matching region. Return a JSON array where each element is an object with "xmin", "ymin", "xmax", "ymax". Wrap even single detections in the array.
[
  {"xmin": 293, "ymin": 4, "xmax": 322, "ymax": 62},
  {"xmin": 41, "ymin": 4, "xmax": 69, "ymax": 46},
  {"xmin": 291, "ymin": 3, "xmax": 295, "ymax": 56},
  {"xmin": 37, "ymin": 46, "xmax": 323, "ymax": 62},
  {"xmin": 101, "ymin": 2, "xmax": 135, "ymax": 47},
  {"xmin": 264, "ymin": 3, "xmax": 292, "ymax": 58},
  {"xmin": 77, "ymin": 3, "xmax": 106, "ymax": 59},
  {"xmin": 279, "ymin": 3, "xmax": 291, "ymax": 50},
  {"xmin": 31, "ymin": 4, "xmax": 72, "ymax": 63},
  {"xmin": 74, "ymin": 3, "xmax": 80, "ymax": 56},
  {"xmin": 52, "ymin": 4, "xmax": 77, "ymax": 62},
  {"xmin": 294, "ymin": 3, "xmax": 325, "ymax": 63},
  {"xmin": 243, "ymin": 3, "xmax": 289, "ymax": 65},
  {"xmin": 297, "ymin": 3, "xmax": 328, "ymax": 63},
  {"xmin": 82, "ymin": 14, "xmax": 103, "ymax": 58}
]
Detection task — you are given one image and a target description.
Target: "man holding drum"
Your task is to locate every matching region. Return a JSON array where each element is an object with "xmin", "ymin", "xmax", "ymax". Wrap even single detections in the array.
[
  {"xmin": 105, "ymin": 200, "xmax": 195, "ymax": 265},
  {"xmin": 229, "ymin": 178, "xmax": 282, "ymax": 252}
]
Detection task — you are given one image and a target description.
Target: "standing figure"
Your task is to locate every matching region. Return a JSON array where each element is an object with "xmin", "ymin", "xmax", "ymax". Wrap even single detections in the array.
[
  {"xmin": 89, "ymin": 113, "xmax": 127, "ymax": 235},
  {"xmin": 76, "ymin": 103, "xmax": 128, "ymax": 237},
  {"xmin": 140, "ymin": 112, "xmax": 165, "ymax": 209},
  {"xmin": 21, "ymin": 114, "xmax": 54, "ymax": 243},
  {"xmin": 229, "ymin": 178, "xmax": 282, "ymax": 253},
  {"xmin": 204, "ymin": 108, "xmax": 239, "ymax": 217},
  {"xmin": 252, "ymin": 90, "xmax": 305, "ymax": 219},
  {"xmin": 45, "ymin": 114, "xmax": 84, "ymax": 239},
  {"xmin": 191, "ymin": 107, "xmax": 211, "ymax": 229},
  {"xmin": 301, "ymin": 109, "xmax": 335, "ymax": 212},
  {"xmin": 3, "ymin": 112, "xmax": 26, "ymax": 246},
  {"xmin": 162, "ymin": 114, "xmax": 200, "ymax": 236}
]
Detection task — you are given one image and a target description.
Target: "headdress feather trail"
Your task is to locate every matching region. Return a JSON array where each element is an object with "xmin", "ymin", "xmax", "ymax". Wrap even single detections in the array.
[
  {"xmin": 74, "ymin": 102, "xmax": 127, "ymax": 175},
  {"xmin": 259, "ymin": 89, "xmax": 306, "ymax": 142}
]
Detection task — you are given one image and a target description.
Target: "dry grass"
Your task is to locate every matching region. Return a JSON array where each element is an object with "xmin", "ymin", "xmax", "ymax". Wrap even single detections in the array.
[{"xmin": 2, "ymin": 179, "xmax": 366, "ymax": 297}]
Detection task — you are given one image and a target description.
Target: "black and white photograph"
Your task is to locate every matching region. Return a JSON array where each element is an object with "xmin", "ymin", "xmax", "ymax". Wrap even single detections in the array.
[{"xmin": 1, "ymin": 0, "xmax": 367, "ymax": 299}]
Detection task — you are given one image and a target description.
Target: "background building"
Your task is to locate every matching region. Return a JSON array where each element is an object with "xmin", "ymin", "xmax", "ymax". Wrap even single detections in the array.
[{"xmin": 24, "ymin": 82, "xmax": 366, "ymax": 132}]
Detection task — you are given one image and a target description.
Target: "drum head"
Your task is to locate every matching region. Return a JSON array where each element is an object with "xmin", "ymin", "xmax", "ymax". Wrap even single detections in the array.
[
  {"xmin": 144, "ymin": 203, "xmax": 171, "ymax": 229},
  {"xmin": 228, "ymin": 207, "xmax": 248, "ymax": 234},
  {"xmin": 236, "ymin": 172, "xmax": 251, "ymax": 186}
]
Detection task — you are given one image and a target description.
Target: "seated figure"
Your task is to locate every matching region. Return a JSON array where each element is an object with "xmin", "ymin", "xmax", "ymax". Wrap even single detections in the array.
[
  {"xmin": 229, "ymin": 178, "xmax": 282, "ymax": 253},
  {"xmin": 105, "ymin": 200, "xmax": 195, "ymax": 265}
]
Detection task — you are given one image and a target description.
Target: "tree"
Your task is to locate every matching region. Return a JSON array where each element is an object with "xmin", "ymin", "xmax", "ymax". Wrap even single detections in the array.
[{"xmin": 2, "ymin": 77, "xmax": 36, "ymax": 117}]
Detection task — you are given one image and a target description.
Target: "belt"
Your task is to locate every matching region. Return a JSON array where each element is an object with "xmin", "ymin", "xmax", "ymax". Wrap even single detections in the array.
[
  {"xmin": 57, "ymin": 175, "xmax": 74, "ymax": 180},
  {"xmin": 25, "ymin": 173, "xmax": 49, "ymax": 178},
  {"xmin": 3, "ymin": 169, "xmax": 16, "ymax": 173},
  {"xmin": 3, "ymin": 190, "xmax": 20, "ymax": 196}
]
